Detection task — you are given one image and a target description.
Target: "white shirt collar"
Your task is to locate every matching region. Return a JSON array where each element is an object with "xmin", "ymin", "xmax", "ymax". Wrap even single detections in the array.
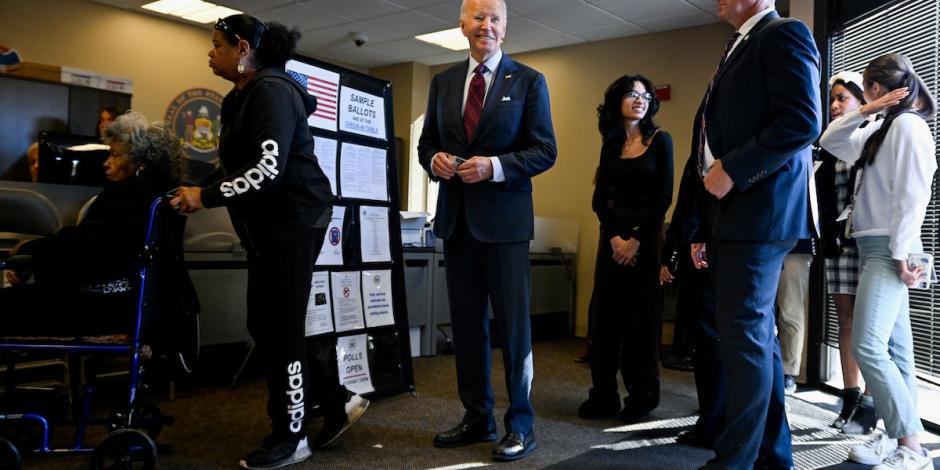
[
  {"xmin": 737, "ymin": 7, "xmax": 775, "ymax": 38},
  {"xmin": 468, "ymin": 49, "xmax": 502, "ymax": 75}
]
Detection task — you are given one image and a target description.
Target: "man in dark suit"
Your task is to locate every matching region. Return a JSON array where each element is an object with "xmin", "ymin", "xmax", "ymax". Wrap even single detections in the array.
[
  {"xmin": 691, "ymin": 1, "xmax": 821, "ymax": 468},
  {"xmin": 417, "ymin": 0, "xmax": 556, "ymax": 462}
]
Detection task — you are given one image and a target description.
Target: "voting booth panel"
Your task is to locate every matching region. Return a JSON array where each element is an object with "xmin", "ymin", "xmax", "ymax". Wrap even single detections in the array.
[{"xmin": 287, "ymin": 55, "xmax": 415, "ymax": 399}]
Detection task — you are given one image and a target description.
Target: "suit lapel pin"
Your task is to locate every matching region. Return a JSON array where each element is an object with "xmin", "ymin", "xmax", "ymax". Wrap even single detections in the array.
[
  {"xmin": 505, "ymin": 74, "xmax": 512, "ymax": 79},
  {"xmin": 501, "ymin": 96, "xmax": 511, "ymax": 102}
]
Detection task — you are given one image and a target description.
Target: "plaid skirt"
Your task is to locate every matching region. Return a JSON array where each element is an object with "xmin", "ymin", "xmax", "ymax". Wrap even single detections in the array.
[{"xmin": 826, "ymin": 245, "xmax": 859, "ymax": 295}]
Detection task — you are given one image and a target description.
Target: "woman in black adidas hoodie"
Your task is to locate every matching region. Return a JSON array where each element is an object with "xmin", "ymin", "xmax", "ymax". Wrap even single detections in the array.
[{"xmin": 171, "ymin": 14, "xmax": 340, "ymax": 470}]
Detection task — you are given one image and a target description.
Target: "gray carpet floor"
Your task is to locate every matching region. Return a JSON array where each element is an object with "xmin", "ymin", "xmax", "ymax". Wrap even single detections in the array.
[{"xmin": 11, "ymin": 338, "xmax": 939, "ymax": 469}]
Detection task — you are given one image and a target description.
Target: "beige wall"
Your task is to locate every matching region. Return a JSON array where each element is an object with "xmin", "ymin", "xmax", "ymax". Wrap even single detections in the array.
[
  {"xmin": 0, "ymin": 0, "xmax": 232, "ymax": 123},
  {"xmin": 399, "ymin": 22, "xmax": 733, "ymax": 335}
]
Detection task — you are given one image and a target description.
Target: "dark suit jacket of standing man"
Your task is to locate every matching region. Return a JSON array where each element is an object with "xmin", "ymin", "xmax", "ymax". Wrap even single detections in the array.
[
  {"xmin": 697, "ymin": 9, "xmax": 820, "ymax": 470},
  {"xmin": 417, "ymin": 52, "xmax": 556, "ymax": 438}
]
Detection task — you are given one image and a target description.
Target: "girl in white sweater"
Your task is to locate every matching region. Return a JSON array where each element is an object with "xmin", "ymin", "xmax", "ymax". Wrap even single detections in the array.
[{"xmin": 820, "ymin": 53, "xmax": 936, "ymax": 470}]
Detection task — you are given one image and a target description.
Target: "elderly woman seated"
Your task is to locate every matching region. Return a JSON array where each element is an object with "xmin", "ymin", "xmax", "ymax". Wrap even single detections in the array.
[{"xmin": 1, "ymin": 112, "xmax": 183, "ymax": 338}]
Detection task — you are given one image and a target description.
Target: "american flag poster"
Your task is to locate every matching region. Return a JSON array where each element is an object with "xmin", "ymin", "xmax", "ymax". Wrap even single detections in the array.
[{"xmin": 285, "ymin": 59, "xmax": 340, "ymax": 132}]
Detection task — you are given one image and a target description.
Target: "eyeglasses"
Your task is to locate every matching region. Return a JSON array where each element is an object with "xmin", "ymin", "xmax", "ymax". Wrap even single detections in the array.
[
  {"xmin": 214, "ymin": 18, "xmax": 247, "ymax": 44},
  {"xmin": 626, "ymin": 90, "xmax": 653, "ymax": 103}
]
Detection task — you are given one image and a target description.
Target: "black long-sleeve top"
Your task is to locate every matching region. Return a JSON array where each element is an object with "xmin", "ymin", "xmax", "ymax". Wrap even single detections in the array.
[{"xmin": 592, "ymin": 130, "xmax": 674, "ymax": 242}]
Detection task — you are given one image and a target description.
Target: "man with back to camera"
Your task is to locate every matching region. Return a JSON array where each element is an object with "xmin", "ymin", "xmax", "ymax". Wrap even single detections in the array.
[
  {"xmin": 690, "ymin": 0, "xmax": 821, "ymax": 468},
  {"xmin": 417, "ymin": 0, "xmax": 556, "ymax": 462}
]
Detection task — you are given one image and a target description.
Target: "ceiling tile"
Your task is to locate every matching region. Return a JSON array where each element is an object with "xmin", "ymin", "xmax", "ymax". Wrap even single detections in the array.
[
  {"xmin": 509, "ymin": 0, "xmax": 575, "ymax": 16},
  {"xmin": 254, "ymin": 3, "xmax": 349, "ymax": 31},
  {"xmin": 632, "ymin": 12, "xmax": 717, "ymax": 32},
  {"xmin": 362, "ymin": 10, "xmax": 451, "ymax": 36},
  {"xmin": 297, "ymin": 0, "xmax": 406, "ymax": 20},
  {"xmin": 504, "ymin": 13, "xmax": 563, "ymax": 42},
  {"xmin": 295, "ymin": 21, "xmax": 399, "ymax": 52},
  {"xmin": 216, "ymin": 0, "xmax": 293, "ymax": 14},
  {"xmin": 572, "ymin": 22, "xmax": 648, "ymax": 41},
  {"xmin": 365, "ymin": 38, "xmax": 453, "ymax": 58},
  {"xmin": 386, "ymin": 0, "xmax": 453, "ymax": 8},
  {"xmin": 683, "ymin": 0, "xmax": 718, "ymax": 16},
  {"xmin": 414, "ymin": 2, "xmax": 461, "ymax": 23},
  {"xmin": 524, "ymin": 4, "xmax": 626, "ymax": 33},
  {"xmin": 590, "ymin": 0, "xmax": 700, "ymax": 20}
]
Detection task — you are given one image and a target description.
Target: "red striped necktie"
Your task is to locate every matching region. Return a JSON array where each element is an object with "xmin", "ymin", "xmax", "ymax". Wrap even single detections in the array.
[
  {"xmin": 464, "ymin": 63, "xmax": 488, "ymax": 140},
  {"xmin": 697, "ymin": 32, "xmax": 741, "ymax": 176}
]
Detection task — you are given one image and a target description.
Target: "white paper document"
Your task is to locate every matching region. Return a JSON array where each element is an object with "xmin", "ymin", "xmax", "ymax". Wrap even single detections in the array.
[
  {"xmin": 359, "ymin": 206, "xmax": 391, "ymax": 263},
  {"xmin": 339, "ymin": 142, "xmax": 388, "ymax": 201},
  {"xmin": 331, "ymin": 271, "xmax": 365, "ymax": 332},
  {"xmin": 313, "ymin": 135, "xmax": 338, "ymax": 195},
  {"xmin": 285, "ymin": 60, "xmax": 340, "ymax": 132},
  {"xmin": 361, "ymin": 270, "xmax": 395, "ymax": 328},
  {"xmin": 336, "ymin": 334, "xmax": 375, "ymax": 394},
  {"xmin": 339, "ymin": 87, "xmax": 387, "ymax": 140},
  {"xmin": 304, "ymin": 271, "xmax": 334, "ymax": 336},
  {"xmin": 316, "ymin": 206, "xmax": 346, "ymax": 266}
]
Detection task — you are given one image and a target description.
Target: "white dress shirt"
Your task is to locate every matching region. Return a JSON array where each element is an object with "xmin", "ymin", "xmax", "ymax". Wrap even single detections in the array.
[
  {"xmin": 702, "ymin": 7, "xmax": 776, "ymax": 175},
  {"xmin": 820, "ymin": 109, "xmax": 936, "ymax": 260}
]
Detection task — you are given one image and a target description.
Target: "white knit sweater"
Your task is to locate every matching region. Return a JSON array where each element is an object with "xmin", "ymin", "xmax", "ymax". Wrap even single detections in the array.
[{"xmin": 820, "ymin": 108, "xmax": 936, "ymax": 260}]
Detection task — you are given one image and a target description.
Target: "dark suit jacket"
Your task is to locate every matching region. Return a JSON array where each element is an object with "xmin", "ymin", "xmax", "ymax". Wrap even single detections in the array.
[
  {"xmin": 697, "ymin": 12, "xmax": 821, "ymax": 242},
  {"xmin": 418, "ymin": 54, "xmax": 557, "ymax": 243}
]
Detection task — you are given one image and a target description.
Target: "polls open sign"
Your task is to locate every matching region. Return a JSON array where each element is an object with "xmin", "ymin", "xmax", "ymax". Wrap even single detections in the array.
[{"xmin": 339, "ymin": 87, "xmax": 387, "ymax": 141}]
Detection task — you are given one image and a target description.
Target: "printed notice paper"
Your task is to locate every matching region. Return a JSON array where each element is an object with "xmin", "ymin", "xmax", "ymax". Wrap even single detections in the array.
[
  {"xmin": 331, "ymin": 271, "xmax": 365, "ymax": 332},
  {"xmin": 316, "ymin": 206, "xmax": 345, "ymax": 266},
  {"xmin": 285, "ymin": 60, "xmax": 339, "ymax": 132},
  {"xmin": 313, "ymin": 135, "xmax": 338, "ymax": 195},
  {"xmin": 339, "ymin": 87, "xmax": 387, "ymax": 140},
  {"xmin": 305, "ymin": 271, "xmax": 334, "ymax": 336},
  {"xmin": 359, "ymin": 206, "xmax": 391, "ymax": 263},
  {"xmin": 336, "ymin": 334, "xmax": 374, "ymax": 394},
  {"xmin": 361, "ymin": 270, "xmax": 394, "ymax": 327},
  {"xmin": 339, "ymin": 142, "xmax": 387, "ymax": 201}
]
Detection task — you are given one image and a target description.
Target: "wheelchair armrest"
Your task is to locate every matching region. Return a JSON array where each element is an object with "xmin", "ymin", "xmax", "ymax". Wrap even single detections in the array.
[{"xmin": 0, "ymin": 254, "xmax": 34, "ymax": 271}]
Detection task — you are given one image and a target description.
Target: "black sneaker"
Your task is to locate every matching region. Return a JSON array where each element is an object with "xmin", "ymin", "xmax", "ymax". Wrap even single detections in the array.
[
  {"xmin": 239, "ymin": 436, "xmax": 311, "ymax": 469},
  {"xmin": 832, "ymin": 387, "xmax": 862, "ymax": 429},
  {"xmin": 842, "ymin": 401, "xmax": 878, "ymax": 436},
  {"xmin": 312, "ymin": 393, "xmax": 369, "ymax": 448}
]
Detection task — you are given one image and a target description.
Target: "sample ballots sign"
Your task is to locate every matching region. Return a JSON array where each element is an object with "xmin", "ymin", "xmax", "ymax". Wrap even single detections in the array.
[
  {"xmin": 337, "ymin": 334, "xmax": 374, "ymax": 394},
  {"xmin": 340, "ymin": 87, "xmax": 387, "ymax": 140},
  {"xmin": 286, "ymin": 59, "xmax": 339, "ymax": 132}
]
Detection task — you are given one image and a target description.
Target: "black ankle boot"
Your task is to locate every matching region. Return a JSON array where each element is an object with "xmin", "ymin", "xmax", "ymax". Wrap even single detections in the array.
[
  {"xmin": 832, "ymin": 387, "xmax": 862, "ymax": 429},
  {"xmin": 842, "ymin": 399, "xmax": 877, "ymax": 435}
]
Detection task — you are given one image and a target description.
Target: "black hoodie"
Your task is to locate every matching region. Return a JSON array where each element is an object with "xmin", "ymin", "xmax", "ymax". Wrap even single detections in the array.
[{"xmin": 201, "ymin": 67, "xmax": 332, "ymax": 254}]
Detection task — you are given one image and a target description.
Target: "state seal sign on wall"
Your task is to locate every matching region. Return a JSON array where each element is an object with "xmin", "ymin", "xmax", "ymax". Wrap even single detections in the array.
[{"xmin": 165, "ymin": 88, "xmax": 224, "ymax": 184}]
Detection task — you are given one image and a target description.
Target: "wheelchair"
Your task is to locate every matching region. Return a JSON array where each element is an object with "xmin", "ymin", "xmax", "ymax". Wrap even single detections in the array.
[{"xmin": 0, "ymin": 195, "xmax": 199, "ymax": 469}]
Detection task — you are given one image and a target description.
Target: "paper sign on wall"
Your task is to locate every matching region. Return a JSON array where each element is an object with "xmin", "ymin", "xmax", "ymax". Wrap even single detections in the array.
[
  {"xmin": 362, "ymin": 270, "xmax": 394, "ymax": 328},
  {"xmin": 336, "ymin": 334, "xmax": 374, "ymax": 394},
  {"xmin": 313, "ymin": 135, "xmax": 338, "ymax": 195},
  {"xmin": 316, "ymin": 206, "xmax": 345, "ymax": 266},
  {"xmin": 339, "ymin": 87, "xmax": 386, "ymax": 140},
  {"xmin": 305, "ymin": 271, "xmax": 334, "ymax": 336},
  {"xmin": 286, "ymin": 60, "xmax": 339, "ymax": 132},
  {"xmin": 359, "ymin": 206, "xmax": 391, "ymax": 263},
  {"xmin": 339, "ymin": 143, "xmax": 387, "ymax": 201},
  {"xmin": 331, "ymin": 271, "xmax": 365, "ymax": 332}
]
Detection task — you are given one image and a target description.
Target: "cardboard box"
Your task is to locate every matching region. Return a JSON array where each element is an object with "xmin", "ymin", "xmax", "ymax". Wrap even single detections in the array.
[
  {"xmin": 61, "ymin": 65, "xmax": 100, "ymax": 88},
  {"xmin": 2, "ymin": 61, "xmax": 61, "ymax": 82}
]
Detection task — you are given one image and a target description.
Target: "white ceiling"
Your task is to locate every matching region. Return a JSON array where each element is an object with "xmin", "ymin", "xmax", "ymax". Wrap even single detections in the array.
[{"xmin": 92, "ymin": 0, "xmax": 789, "ymax": 68}]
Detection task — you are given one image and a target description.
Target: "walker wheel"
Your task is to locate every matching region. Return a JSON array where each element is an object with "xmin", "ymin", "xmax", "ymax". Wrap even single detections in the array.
[
  {"xmin": 90, "ymin": 429, "xmax": 157, "ymax": 470},
  {"xmin": 107, "ymin": 399, "xmax": 164, "ymax": 439},
  {"xmin": 0, "ymin": 437, "xmax": 22, "ymax": 470}
]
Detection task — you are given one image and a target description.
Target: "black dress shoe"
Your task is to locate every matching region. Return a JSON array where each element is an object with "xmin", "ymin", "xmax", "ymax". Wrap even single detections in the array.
[
  {"xmin": 577, "ymin": 397, "xmax": 620, "ymax": 419},
  {"xmin": 492, "ymin": 431, "xmax": 537, "ymax": 462},
  {"xmin": 675, "ymin": 429, "xmax": 710, "ymax": 448},
  {"xmin": 618, "ymin": 401, "xmax": 657, "ymax": 423},
  {"xmin": 433, "ymin": 421, "xmax": 498, "ymax": 448}
]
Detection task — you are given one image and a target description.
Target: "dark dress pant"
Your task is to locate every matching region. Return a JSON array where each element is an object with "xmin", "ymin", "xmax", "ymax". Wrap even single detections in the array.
[
  {"xmin": 588, "ymin": 229, "xmax": 662, "ymax": 407},
  {"xmin": 443, "ymin": 212, "xmax": 534, "ymax": 434},
  {"xmin": 684, "ymin": 257, "xmax": 725, "ymax": 442},
  {"xmin": 704, "ymin": 239, "xmax": 795, "ymax": 470}
]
